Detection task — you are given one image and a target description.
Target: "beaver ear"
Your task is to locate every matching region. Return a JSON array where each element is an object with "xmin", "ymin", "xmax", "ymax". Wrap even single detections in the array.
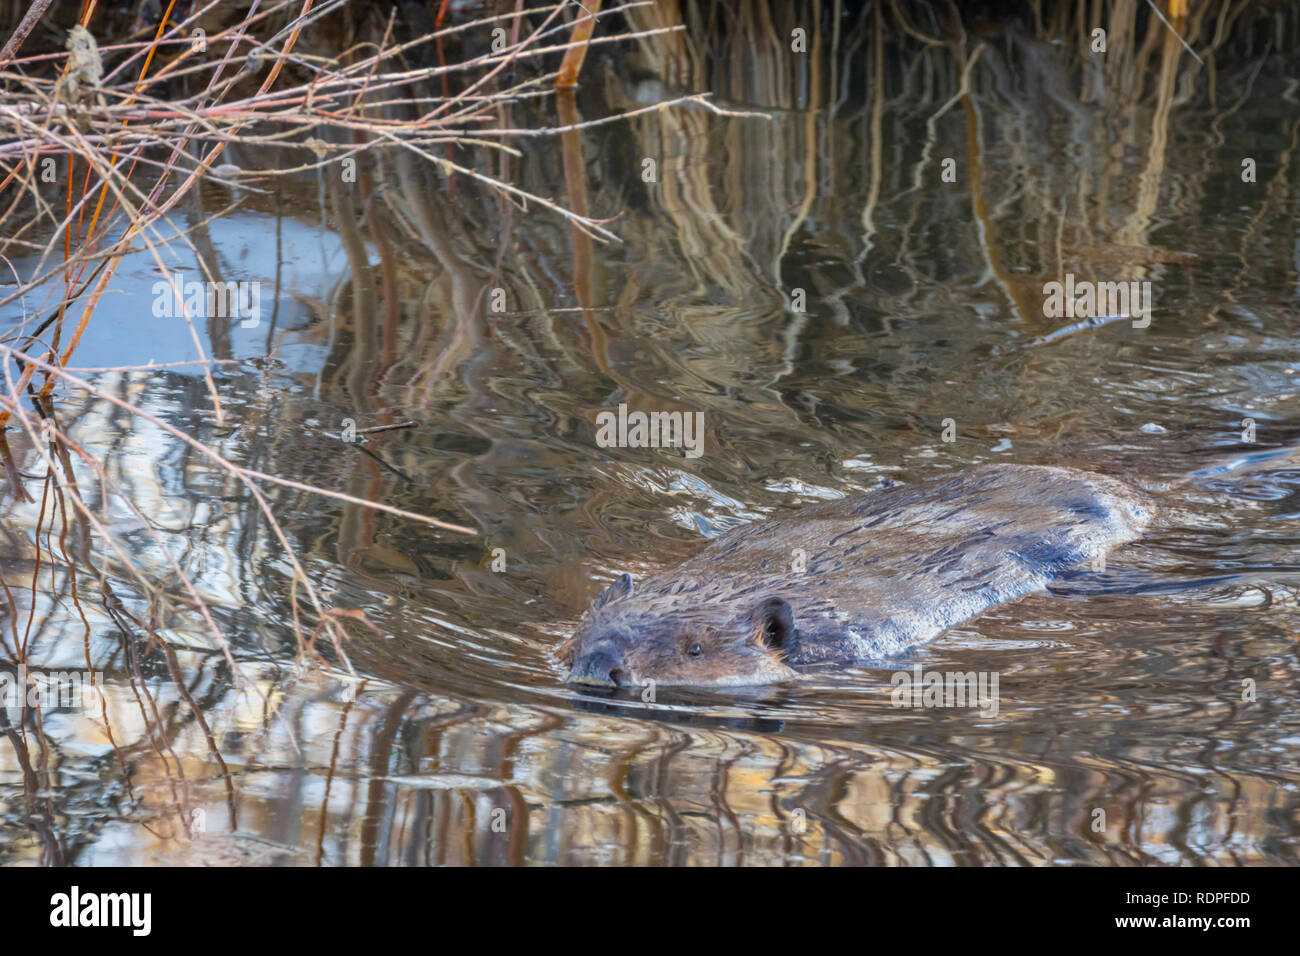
[
  {"xmin": 753, "ymin": 597, "xmax": 796, "ymax": 654},
  {"xmin": 593, "ymin": 572, "xmax": 633, "ymax": 609}
]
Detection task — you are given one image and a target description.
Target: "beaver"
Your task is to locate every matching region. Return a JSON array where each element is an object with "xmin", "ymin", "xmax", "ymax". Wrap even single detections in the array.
[{"xmin": 559, "ymin": 464, "xmax": 1155, "ymax": 687}]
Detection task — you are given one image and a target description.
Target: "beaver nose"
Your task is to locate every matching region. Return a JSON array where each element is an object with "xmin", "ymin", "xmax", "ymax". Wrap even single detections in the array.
[{"xmin": 567, "ymin": 645, "xmax": 627, "ymax": 687}]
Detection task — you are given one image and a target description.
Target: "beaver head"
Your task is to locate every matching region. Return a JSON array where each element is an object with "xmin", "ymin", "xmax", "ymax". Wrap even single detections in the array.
[{"xmin": 560, "ymin": 573, "xmax": 801, "ymax": 688}]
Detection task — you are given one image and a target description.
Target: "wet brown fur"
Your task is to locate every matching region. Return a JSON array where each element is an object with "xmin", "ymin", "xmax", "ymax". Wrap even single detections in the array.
[{"xmin": 561, "ymin": 464, "xmax": 1154, "ymax": 687}]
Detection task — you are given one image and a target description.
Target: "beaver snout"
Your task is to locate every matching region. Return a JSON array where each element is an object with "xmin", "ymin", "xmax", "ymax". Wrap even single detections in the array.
[{"xmin": 567, "ymin": 640, "xmax": 629, "ymax": 687}]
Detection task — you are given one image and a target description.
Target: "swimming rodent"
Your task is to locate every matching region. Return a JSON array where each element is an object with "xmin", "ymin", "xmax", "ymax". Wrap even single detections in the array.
[{"xmin": 559, "ymin": 464, "xmax": 1155, "ymax": 688}]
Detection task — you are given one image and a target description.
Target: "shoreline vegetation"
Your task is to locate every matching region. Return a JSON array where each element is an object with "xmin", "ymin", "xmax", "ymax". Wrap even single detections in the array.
[{"xmin": 0, "ymin": 0, "xmax": 718, "ymax": 671}]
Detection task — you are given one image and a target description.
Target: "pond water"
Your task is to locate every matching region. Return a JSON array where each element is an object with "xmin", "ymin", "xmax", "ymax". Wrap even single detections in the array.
[{"xmin": 1, "ymin": 4, "xmax": 1298, "ymax": 865}]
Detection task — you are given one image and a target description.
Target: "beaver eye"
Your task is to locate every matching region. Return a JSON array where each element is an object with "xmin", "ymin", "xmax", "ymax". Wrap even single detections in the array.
[{"xmin": 687, "ymin": 642, "xmax": 702, "ymax": 657}]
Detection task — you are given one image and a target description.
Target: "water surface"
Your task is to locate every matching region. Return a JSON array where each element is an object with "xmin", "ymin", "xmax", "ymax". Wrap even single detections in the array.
[{"xmin": 2, "ymin": 4, "xmax": 1298, "ymax": 865}]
